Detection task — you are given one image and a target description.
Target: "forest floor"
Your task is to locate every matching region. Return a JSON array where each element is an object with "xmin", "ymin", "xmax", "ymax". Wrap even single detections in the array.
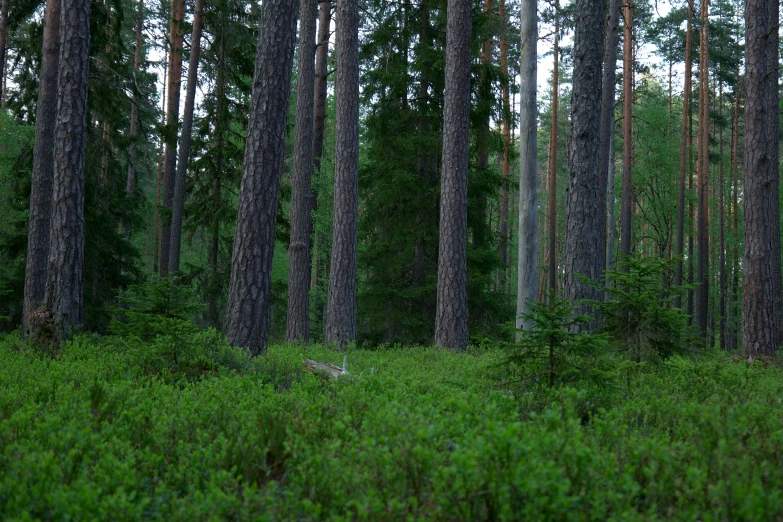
[{"xmin": 2, "ymin": 333, "xmax": 783, "ymax": 520}]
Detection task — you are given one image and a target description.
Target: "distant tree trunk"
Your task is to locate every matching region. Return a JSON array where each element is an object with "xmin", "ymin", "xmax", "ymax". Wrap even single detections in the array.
[
  {"xmin": 516, "ymin": 0, "xmax": 537, "ymax": 329},
  {"xmin": 687, "ymin": 102, "xmax": 694, "ymax": 318},
  {"xmin": 434, "ymin": 0, "xmax": 471, "ymax": 351},
  {"xmin": 730, "ymin": 77, "xmax": 740, "ymax": 351},
  {"xmin": 224, "ymin": 0, "xmax": 298, "ymax": 354},
  {"xmin": 606, "ymin": 124, "xmax": 616, "ymax": 272},
  {"xmin": 619, "ymin": 0, "xmax": 633, "ymax": 260},
  {"xmin": 44, "ymin": 0, "xmax": 90, "ymax": 338},
  {"xmin": 598, "ymin": 0, "xmax": 621, "ymax": 282},
  {"xmin": 474, "ymin": 0, "xmax": 494, "ymax": 249},
  {"xmin": 286, "ymin": 0, "xmax": 317, "ymax": 343},
  {"xmin": 22, "ymin": 0, "xmax": 61, "ymax": 338},
  {"xmin": 126, "ymin": 0, "xmax": 143, "ymax": 197},
  {"xmin": 743, "ymin": 0, "xmax": 783, "ymax": 356},
  {"xmin": 153, "ymin": 48, "xmax": 167, "ymax": 274},
  {"xmin": 0, "ymin": 0, "xmax": 9, "ymax": 107},
  {"xmin": 498, "ymin": 0, "xmax": 510, "ymax": 290},
  {"xmin": 159, "ymin": 0, "xmax": 185, "ymax": 275},
  {"xmin": 325, "ymin": 0, "xmax": 360, "ymax": 347},
  {"xmin": 718, "ymin": 81, "xmax": 726, "ymax": 350},
  {"xmin": 548, "ymin": 7, "xmax": 559, "ymax": 295},
  {"xmin": 168, "ymin": 0, "xmax": 206, "ymax": 276},
  {"xmin": 414, "ymin": 0, "xmax": 431, "ymax": 289},
  {"xmin": 565, "ymin": 0, "xmax": 606, "ymax": 308},
  {"xmin": 674, "ymin": 0, "xmax": 692, "ymax": 308},
  {"xmin": 694, "ymin": 0, "xmax": 709, "ymax": 339}
]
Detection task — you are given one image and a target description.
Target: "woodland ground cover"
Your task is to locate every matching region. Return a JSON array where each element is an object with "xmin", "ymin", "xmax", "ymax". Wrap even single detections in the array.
[{"xmin": 2, "ymin": 331, "xmax": 783, "ymax": 521}]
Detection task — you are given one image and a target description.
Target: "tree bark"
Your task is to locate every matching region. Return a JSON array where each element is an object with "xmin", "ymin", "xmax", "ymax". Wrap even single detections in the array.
[
  {"xmin": 743, "ymin": 0, "xmax": 783, "ymax": 356},
  {"xmin": 619, "ymin": 0, "xmax": 633, "ymax": 260},
  {"xmin": 434, "ymin": 0, "xmax": 471, "ymax": 351},
  {"xmin": 159, "ymin": 0, "xmax": 186, "ymax": 275},
  {"xmin": 168, "ymin": 0, "xmax": 206, "ymax": 275},
  {"xmin": 548, "ymin": 6, "xmax": 559, "ymax": 294},
  {"xmin": 44, "ymin": 0, "xmax": 90, "ymax": 338},
  {"xmin": 516, "ymin": 0, "xmax": 537, "ymax": 329},
  {"xmin": 154, "ymin": 48, "xmax": 168, "ymax": 274},
  {"xmin": 325, "ymin": 0, "xmax": 360, "ymax": 347},
  {"xmin": 674, "ymin": 0, "xmax": 693, "ymax": 308},
  {"xmin": 22, "ymin": 0, "xmax": 61, "ymax": 338},
  {"xmin": 718, "ymin": 81, "xmax": 726, "ymax": 350},
  {"xmin": 498, "ymin": 0, "xmax": 510, "ymax": 291},
  {"xmin": 694, "ymin": 0, "xmax": 709, "ymax": 339},
  {"xmin": 286, "ymin": 0, "xmax": 318, "ymax": 343},
  {"xmin": 126, "ymin": 0, "xmax": 143, "ymax": 197},
  {"xmin": 224, "ymin": 0, "xmax": 298, "ymax": 354},
  {"xmin": 565, "ymin": 0, "xmax": 606, "ymax": 307}
]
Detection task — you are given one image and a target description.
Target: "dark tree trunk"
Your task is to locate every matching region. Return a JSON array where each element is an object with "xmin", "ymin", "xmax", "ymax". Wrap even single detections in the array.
[
  {"xmin": 743, "ymin": 0, "xmax": 783, "ymax": 356},
  {"xmin": 44, "ymin": 0, "xmax": 90, "ymax": 338},
  {"xmin": 434, "ymin": 0, "xmax": 471, "ymax": 351},
  {"xmin": 730, "ymin": 78, "xmax": 740, "ymax": 351},
  {"xmin": 159, "ymin": 0, "xmax": 185, "ymax": 275},
  {"xmin": 498, "ymin": 0, "xmax": 510, "ymax": 291},
  {"xmin": 548, "ymin": 6, "xmax": 559, "ymax": 295},
  {"xmin": 473, "ymin": 0, "xmax": 494, "ymax": 249},
  {"xmin": 224, "ymin": 0, "xmax": 298, "ymax": 354},
  {"xmin": 168, "ymin": 0, "xmax": 206, "ymax": 275},
  {"xmin": 126, "ymin": 0, "xmax": 143, "ymax": 197},
  {"xmin": 619, "ymin": 0, "xmax": 633, "ymax": 260},
  {"xmin": 695, "ymin": 0, "xmax": 709, "ymax": 339},
  {"xmin": 153, "ymin": 49, "xmax": 167, "ymax": 274},
  {"xmin": 325, "ymin": 0, "xmax": 360, "ymax": 347},
  {"xmin": 565, "ymin": 0, "xmax": 606, "ymax": 306},
  {"xmin": 718, "ymin": 81, "xmax": 726, "ymax": 350},
  {"xmin": 286, "ymin": 0, "xmax": 317, "ymax": 343},
  {"xmin": 674, "ymin": 0, "xmax": 693, "ymax": 308},
  {"xmin": 0, "ymin": 0, "xmax": 9, "ymax": 106},
  {"xmin": 598, "ymin": 0, "xmax": 621, "ymax": 281},
  {"xmin": 415, "ymin": 0, "xmax": 431, "ymax": 289},
  {"xmin": 22, "ymin": 0, "xmax": 60, "ymax": 337}
]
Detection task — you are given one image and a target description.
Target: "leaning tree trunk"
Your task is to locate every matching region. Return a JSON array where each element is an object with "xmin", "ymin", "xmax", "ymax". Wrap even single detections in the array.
[
  {"xmin": 168, "ymin": 0, "xmax": 206, "ymax": 275},
  {"xmin": 325, "ymin": 0, "xmax": 360, "ymax": 347},
  {"xmin": 286, "ymin": 0, "xmax": 318, "ymax": 343},
  {"xmin": 516, "ymin": 0, "xmax": 537, "ymax": 330},
  {"xmin": 126, "ymin": 0, "xmax": 143, "ymax": 197},
  {"xmin": 743, "ymin": 0, "xmax": 783, "ymax": 356},
  {"xmin": 565, "ymin": 0, "xmax": 606, "ymax": 309},
  {"xmin": 22, "ymin": 0, "xmax": 60, "ymax": 338},
  {"xmin": 159, "ymin": 0, "xmax": 185, "ymax": 276},
  {"xmin": 44, "ymin": 0, "xmax": 90, "ymax": 339},
  {"xmin": 694, "ymin": 0, "xmax": 709, "ymax": 340},
  {"xmin": 619, "ymin": 0, "xmax": 633, "ymax": 260},
  {"xmin": 434, "ymin": 0, "xmax": 471, "ymax": 351},
  {"xmin": 224, "ymin": 0, "xmax": 298, "ymax": 355}
]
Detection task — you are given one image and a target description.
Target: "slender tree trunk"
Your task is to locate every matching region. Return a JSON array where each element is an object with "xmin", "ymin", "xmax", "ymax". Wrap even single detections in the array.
[
  {"xmin": 434, "ymin": 0, "xmax": 471, "ymax": 351},
  {"xmin": 224, "ymin": 0, "xmax": 298, "ymax": 354},
  {"xmin": 606, "ymin": 124, "xmax": 616, "ymax": 273},
  {"xmin": 126, "ymin": 0, "xmax": 143, "ymax": 197},
  {"xmin": 548, "ymin": 11, "xmax": 559, "ymax": 295},
  {"xmin": 168, "ymin": 0, "xmax": 206, "ymax": 275},
  {"xmin": 0, "ymin": 0, "xmax": 8, "ymax": 108},
  {"xmin": 719, "ymin": 81, "xmax": 726, "ymax": 350},
  {"xmin": 565, "ymin": 0, "xmax": 606, "ymax": 308},
  {"xmin": 498, "ymin": 0, "xmax": 510, "ymax": 290},
  {"xmin": 208, "ymin": 22, "xmax": 226, "ymax": 327},
  {"xmin": 286, "ymin": 0, "xmax": 317, "ymax": 343},
  {"xmin": 154, "ymin": 48, "xmax": 167, "ymax": 274},
  {"xmin": 159, "ymin": 0, "xmax": 186, "ymax": 275},
  {"xmin": 474, "ymin": 0, "xmax": 494, "ymax": 249},
  {"xmin": 730, "ymin": 77, "xmax": 740, "ymax": 351},
  {"xmin": 674, "ymin": 0, "xmax": 693, "ymax": 308},
  {"xmin": 415, "ymin": 0, "xmax": 431, "ymax": 288},
  {"xmin": 22, "ymin": 0, "xmax": 61, "ymax": 337},
  {"xmin": 687, "ymin": 103, "xmax": 694, "ymax": 318},
  {"xmin": 695, "ymin": 0, "xmax": 709, "ymax": 339},
  {"xmin": 44, "ymin": 0, "xmax": 90, "ymax": 338},
  {"xmin": 516, "ymin": 0, "xmax": 537, "ymax": 329},
  {"xmin": 743, "ymin": 0, "xmax": 783, "ymax": 356},
  {"xmin": 619, "ymin": 0, "xmax": 633, "ymax": 260}
]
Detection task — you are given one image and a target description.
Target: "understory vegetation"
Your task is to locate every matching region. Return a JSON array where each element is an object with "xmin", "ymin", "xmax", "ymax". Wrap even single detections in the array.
[{"xmin": 3, "ymin": 324, "xmax": 783, "ymax": 520}]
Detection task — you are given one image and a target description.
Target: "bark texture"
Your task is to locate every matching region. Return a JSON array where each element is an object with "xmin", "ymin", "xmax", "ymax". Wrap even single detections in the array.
[
  {"xmin": 325, "ymin": 0, "xmax": 360, "ymax": 347},
  {"xmin": 565, "ymin": 0, "xmax": 606, "ymax": 305},
  {"xmin": 224, "ymin": 0, "xmax": 298, "ymax": 354},
  {"xmin": 22, "ymin": 0, "xmax": 60, "ymax": 337},
  {"xmin": 434, "ymin": 0, "xmax": 471, "ymax": 351},
  {"xmin": 286, "ymin": 0, "xmax": 317, "ymax": 343},
  {"xmin": 44, "ymin": 0, "xmax": 90, "ymax": 338},
  {"xmin": 674, "ymin": 0, "xmax": 692, "ymax": 308},
  {"xmin": 168, "ymin": 0, "xmax": 206, "ymax": 275},
  {"xmin": 743, "ymin": 0, "xmax": 783, "ymax": 356},
  {"xmin": 694, "ymin": 0, "xmax": 709, "ymax": 338},
  {"xmin": 516, "ymin": 0, "xmax": 537, "ymax": 329}
]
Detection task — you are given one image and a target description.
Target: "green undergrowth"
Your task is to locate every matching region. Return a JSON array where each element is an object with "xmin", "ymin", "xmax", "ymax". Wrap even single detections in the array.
[{"xmin": 2, "ymin": 333, "xmax": 783, "ymax": 521}]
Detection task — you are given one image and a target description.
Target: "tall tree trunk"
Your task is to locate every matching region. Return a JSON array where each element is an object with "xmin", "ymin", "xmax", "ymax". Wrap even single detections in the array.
[
  {"xmin": 606, "ymin": 122, "xmax": 616, "ymax": 272},
  {"xmin": 153, "ymin": 48, "xmax": 168, "ymax": 274},
  {"xmin": 22, "ymin": 0, "xmax": 61, "ymax": 337},
  {"xmin": 44, "ymin": 0, "xmax": 90, "ymax": 338},
  {"xmin": 474, "ymin": 0, "xmax": 494, "ymax": 249},
  {"xmin": 730, "ymin": 77, "xmax": 740, "ymax": 352},
  {"xmin": 718, "ymin": 81, "xmax": 726, "ymax": 350},
  {"xmin": 498, "ymin": 0, "xmax": 510, "ymax": 290},
  {"xmin": 224, "ymin": 0, "xmax": 298, "ymax": 354},
  {"xmin": 598, "ymin": 0, "xmax": 621, "ymax": 280},
  {"xmin": 674, "ymin": 0, "xmax": 693, "ymax": 308},
  {"xmin": 168, "ymin": 0, "xmax": 206, "ymax": 276},
  {"xmin": 565, "ymin": 0, "xmax": 606, "ymax": 308},
  {"xmin": 743, "ymin": 0, "xmax": 783, "ymax": 356},
  {"xmin": 695, "ymin": 0, "xmax": 709, "ymax": 339},
  {"xmin": 434, "ymin": 0, "xmax": 471, "ymax": 351},
  {"xmin": 0, "ymin": 0, "xmax": 8, "ymax": 108},
  {"xmin": 516, "ymin": 0, "xmax": 537, "ymax": 329},
  {"xmin": 548, "ymin": 9, "xmax": 559, "ymax": 295},
  {"xmin": 159, "ymin": 0, "xmax": 186, "ymax": 275},
  {"xmin": 286, "ymin": 0, "xmax": 317, "ymax": 343},
  {"xmin": 126, "ymin": 0, "xmax": 143, "ymax": 197},
  {"xmin": 619, "ymin": 0, "xmax": 633, "ymax": 260},
  {"xmin": 414, "ymin": 0, "xmax": 431, "ymax": 289}
]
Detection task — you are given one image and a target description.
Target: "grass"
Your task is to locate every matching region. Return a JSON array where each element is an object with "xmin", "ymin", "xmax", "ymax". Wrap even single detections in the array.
[{"xmin": 2, "ymin": 332, "xmax": 783, "ymax": 521}]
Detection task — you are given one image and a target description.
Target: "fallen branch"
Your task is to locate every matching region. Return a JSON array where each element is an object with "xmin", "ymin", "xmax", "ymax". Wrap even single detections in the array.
[{"xmin": 304, "ymin": 356, "xmax": 348, "ymax": 380}]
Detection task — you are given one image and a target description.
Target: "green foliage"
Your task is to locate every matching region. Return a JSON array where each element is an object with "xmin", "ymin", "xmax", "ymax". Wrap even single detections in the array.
[{"xmin": 507, "ymin": 292, "xmax": 611, "ymax": 388}]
